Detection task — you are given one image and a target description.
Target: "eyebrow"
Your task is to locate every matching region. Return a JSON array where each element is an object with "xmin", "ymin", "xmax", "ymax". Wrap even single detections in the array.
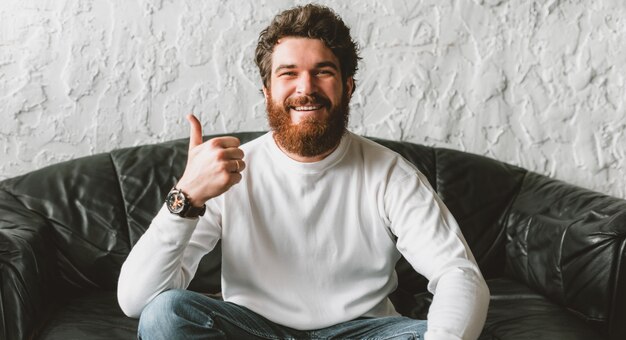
[{"xmin": 274, "ymin": 61, "xmax": 339, "ymax": 73}]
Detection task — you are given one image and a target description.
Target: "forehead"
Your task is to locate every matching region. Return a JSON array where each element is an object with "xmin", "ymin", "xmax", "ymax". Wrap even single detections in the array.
[{"xmin": 271, "ymin": 37, "xmax": 340, "ymax": 72}]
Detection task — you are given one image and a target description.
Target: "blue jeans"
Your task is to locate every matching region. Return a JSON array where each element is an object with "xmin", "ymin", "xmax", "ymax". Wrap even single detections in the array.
[{"xmin": 138, "ymin": 289, "xmax": 427, "ymax": 339}]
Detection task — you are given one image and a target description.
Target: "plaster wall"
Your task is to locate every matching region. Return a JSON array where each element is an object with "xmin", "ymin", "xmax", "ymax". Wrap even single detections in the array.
[{"xmin": 1, "ymin": 0, "xmax": 625, "ymax": 198}]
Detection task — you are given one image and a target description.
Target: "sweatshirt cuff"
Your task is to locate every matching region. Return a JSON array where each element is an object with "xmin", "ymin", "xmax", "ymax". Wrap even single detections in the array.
[{"xmin": 151, "ymin": 204, "xmax": 199, "ymax": 246}]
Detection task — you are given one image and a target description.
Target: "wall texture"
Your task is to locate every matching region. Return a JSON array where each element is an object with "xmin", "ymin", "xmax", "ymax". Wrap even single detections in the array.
[{"xmin": 1, "ymin": 0, "xmax": 625, "ymax": 198}]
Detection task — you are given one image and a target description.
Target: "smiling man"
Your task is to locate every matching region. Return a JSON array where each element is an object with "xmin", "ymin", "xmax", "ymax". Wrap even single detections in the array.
[
  {"xmin": 118, "ymin": 4, "xmax": 489, "ymax": 340},
  {"xmin": 265, "ymin": 37, "xmax": 351, "ymax": 161}
]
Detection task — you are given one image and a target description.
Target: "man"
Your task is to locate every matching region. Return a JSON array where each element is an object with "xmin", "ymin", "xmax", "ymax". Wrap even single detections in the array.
[{"xmin": 118, "ymin": 4, "xmax": 489, "ymax": 340}]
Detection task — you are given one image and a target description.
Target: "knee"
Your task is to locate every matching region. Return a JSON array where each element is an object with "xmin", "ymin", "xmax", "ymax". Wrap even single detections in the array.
[
  {"xmin": 138, "ymin": 289, "xmax": 195, "ymax": 339},
  {"xmin": 141, "ymin": 289, "xmax": 190, "ymax": 320}
]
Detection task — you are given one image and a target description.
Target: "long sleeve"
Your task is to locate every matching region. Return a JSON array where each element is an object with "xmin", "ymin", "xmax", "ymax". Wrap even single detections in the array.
[
  {"xmin": 117, "ymin": 204, "xmax": 222, "ymax": 318},
  {"xmin": 385, "ymin": 168, "xmax": 489, "ymax": 340}
]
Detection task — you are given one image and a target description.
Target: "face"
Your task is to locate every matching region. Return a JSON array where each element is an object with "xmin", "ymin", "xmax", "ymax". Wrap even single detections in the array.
[{"xmin": 264, "ymin": 37, "xmax": 354, "ymax": 158}]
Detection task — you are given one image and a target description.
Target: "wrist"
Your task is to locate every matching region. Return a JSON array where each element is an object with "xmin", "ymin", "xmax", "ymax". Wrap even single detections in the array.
[
  {"xmin": 174, "ymin": 178, "xmax": 206, "ymax": 207},
  {"xmin": 174, "ymin": 185, "xmax": 205, "ymax": 208}
]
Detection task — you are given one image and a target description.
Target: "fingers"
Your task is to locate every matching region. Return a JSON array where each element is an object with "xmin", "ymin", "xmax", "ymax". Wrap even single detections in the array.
[
  {"xmin": 209, "ymin": 138, "xmax": 245, "ymax": 173},
  {"xmin": 228, "ymin": 172, "xmax": 243, "ymax": 187},
  {"xmin": 228, "ymin": 159, "xmax": 246, "ymax": 173},
  {"xmin": 209, "ymin": 136, "xmax": 241, "ymax": 149},
  {"xmin": 187, "ymin": 114, "xmax": 203, "ymax": 150},
  {"xmin": 221, "ymin": 147, "xmax": 244, "ymax": 160}
]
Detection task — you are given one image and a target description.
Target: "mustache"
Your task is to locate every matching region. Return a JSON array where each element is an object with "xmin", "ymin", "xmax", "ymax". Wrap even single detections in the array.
[{"xmin": 284, "ymin": 94, "xmax": 331, "ymax": 108}]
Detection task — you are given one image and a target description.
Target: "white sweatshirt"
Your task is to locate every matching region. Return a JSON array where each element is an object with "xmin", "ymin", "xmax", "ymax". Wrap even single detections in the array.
[{"xmin": 118, "ymin": 131, "xmax": 489, "ymax": 340}]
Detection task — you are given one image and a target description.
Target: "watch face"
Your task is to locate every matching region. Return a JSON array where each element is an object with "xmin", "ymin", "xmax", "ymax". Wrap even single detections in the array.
[{"xmin": 166, "ymin": 190, "xmax": 186, "ymax": 214}]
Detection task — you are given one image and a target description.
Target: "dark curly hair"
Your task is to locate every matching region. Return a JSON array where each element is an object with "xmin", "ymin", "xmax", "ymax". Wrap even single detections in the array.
[{"xmin": 255, "ymin": 4, "xmax": 361, "ymax": 93}]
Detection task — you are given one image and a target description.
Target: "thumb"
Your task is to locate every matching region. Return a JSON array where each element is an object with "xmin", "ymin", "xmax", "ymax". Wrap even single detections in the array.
[{"xmin": 186, "ymin": 114, "xmax": 202, "ymax": 150}]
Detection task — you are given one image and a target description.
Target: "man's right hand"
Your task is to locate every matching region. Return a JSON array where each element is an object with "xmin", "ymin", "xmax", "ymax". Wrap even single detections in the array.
[{"xmin": 174, "ymin": 114, "xmax": 246, "ymax": 207}]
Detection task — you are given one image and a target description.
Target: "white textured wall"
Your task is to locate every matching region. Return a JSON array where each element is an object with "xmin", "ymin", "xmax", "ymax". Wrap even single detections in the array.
[{"xmin": 1, "ymin": 0, "xmax": 625, "ymax": 198}]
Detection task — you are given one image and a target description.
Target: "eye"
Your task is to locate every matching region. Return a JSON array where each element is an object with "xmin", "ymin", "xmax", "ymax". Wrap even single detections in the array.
[
  {"xmin": 278, "ymin": 71, "xmax": 297, "ymax": 77},
  {"xmin": 316, "ymin": 69, "xmax": 335, "ymax": 77}
]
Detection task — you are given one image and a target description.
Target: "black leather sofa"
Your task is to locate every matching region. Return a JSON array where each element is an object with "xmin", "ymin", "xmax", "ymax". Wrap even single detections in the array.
[{"xmin": 1, "ymin": 132, "xmax": 625, "ymax": 340}]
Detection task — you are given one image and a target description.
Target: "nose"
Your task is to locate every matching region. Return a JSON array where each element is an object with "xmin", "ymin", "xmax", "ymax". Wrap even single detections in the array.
[{"xmin": 296, "ymin": 72, "xmax": 316, "ymax": 95}]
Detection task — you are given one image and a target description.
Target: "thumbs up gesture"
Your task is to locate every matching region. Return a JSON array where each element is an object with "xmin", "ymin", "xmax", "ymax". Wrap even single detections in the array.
[{"xmin": 174, "ymin": 114, "xmax": 246, "ymax": 207}]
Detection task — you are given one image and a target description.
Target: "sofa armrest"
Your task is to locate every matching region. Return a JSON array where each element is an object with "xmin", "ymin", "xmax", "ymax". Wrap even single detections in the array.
[
  {"xmin": 0, "ymin": 190, "xmax": 58, "ymax": 340},
  {"xmin": 505, "ymin": 172, "xmax": 626, "ymax": 339}
]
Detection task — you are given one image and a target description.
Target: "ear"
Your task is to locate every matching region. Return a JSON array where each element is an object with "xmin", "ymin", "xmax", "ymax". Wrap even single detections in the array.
[
  {"xmin": 262, "ymin": 87, "xmax": 269, "ymax": 102},
  {"xmin": 345, "ymin": 77, "xmax": 355, "ymax": 97}
]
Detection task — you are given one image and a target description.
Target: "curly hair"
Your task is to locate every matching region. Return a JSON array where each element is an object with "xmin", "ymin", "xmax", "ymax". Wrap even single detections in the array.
[{"xmin": 255, "ymin": 4, "xmax": 361, "ymax": 93}]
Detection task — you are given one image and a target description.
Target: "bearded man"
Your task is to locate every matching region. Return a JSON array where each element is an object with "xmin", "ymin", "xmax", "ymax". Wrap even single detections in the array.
[{"xmin": 118, "ymin": 4, "xmax": 489, "ymax": 340}]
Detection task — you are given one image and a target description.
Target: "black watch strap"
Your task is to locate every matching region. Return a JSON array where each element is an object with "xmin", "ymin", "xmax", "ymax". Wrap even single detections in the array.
[{"xmin": 183, "ymin": 203, "xmax": 206, "ymax": 218}]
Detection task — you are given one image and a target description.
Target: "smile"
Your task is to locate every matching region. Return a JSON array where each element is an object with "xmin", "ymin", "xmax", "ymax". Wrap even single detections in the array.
[{"xmin": 292, "ymin": 105, "xmax": 323, "ymax": 111}]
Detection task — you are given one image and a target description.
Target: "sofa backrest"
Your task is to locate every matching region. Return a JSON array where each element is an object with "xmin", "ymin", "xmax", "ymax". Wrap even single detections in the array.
[{"xmin": 504, "ymin": 171, "xmax": 626, "ymax": 337}]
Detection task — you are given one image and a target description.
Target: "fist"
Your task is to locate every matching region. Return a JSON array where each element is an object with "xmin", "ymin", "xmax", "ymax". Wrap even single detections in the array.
[{"xmin": 175, "ymin": 114, "xmax": 246, "ymax": 207}]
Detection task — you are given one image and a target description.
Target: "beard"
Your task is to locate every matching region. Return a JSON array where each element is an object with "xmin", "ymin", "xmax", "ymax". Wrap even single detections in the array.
[{"xmin": 267, "ymin": 89, "xmax": 350, "ymax": 158}]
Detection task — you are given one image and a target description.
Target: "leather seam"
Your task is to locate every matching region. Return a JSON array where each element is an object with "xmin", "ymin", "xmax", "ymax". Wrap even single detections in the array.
[{"xmin": 108, "ymin": 153, "xmax": 133, "ymax": 253}]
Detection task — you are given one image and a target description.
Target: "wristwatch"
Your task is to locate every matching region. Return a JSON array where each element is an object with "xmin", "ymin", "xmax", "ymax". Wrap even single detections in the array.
[{"xmin": 165, "ymin": 187, "xmax": 206, "ymax": 218}]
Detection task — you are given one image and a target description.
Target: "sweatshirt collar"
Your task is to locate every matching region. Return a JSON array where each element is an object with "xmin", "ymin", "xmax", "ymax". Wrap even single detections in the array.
[{"xmin": 267, "ymin": 131, "xmax": 352, "ymax": 173}]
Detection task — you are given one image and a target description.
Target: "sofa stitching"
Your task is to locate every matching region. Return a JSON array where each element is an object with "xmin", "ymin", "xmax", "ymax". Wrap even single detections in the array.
[
  {"xmin": 107, "ymin": 153, "xmax": 133, "ymax": 253},
  {"xmin": 608, "ymin": 228, "xmax": 626, "ymax": 337},
  {"xmin": 500, "ymin": 169, "xmax": 528, "ymax": 278}
]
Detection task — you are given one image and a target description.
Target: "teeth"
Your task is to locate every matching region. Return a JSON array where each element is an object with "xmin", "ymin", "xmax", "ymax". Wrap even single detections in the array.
[{"xmin": 294, "ymin": 106, "xmax": 321, "ymax": 111}]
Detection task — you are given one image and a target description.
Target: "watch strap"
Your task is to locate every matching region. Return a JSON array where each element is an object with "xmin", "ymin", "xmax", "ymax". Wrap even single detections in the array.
[{"xmin": 181, "ymin": 202, "xmax": 206, "ymax": 218}]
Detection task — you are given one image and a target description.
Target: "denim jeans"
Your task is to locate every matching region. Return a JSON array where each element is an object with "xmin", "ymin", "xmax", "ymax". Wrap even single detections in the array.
[{"xmin": 138, "ymin": 289, "xmax": 427, "ymax": 340}]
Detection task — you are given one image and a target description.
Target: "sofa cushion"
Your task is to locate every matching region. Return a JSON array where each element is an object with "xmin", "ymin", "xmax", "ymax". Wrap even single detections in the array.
[
  {"xmin": 34, "ymin": 278, "xmax": 607, "ymax": 340},
  {"xmin": 37, "ymin": 292, "xmax": 137, "ymax": 340},
  {"xmin": 480, "ymin": 278, "xmax": 605, "ymax": 340}
]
